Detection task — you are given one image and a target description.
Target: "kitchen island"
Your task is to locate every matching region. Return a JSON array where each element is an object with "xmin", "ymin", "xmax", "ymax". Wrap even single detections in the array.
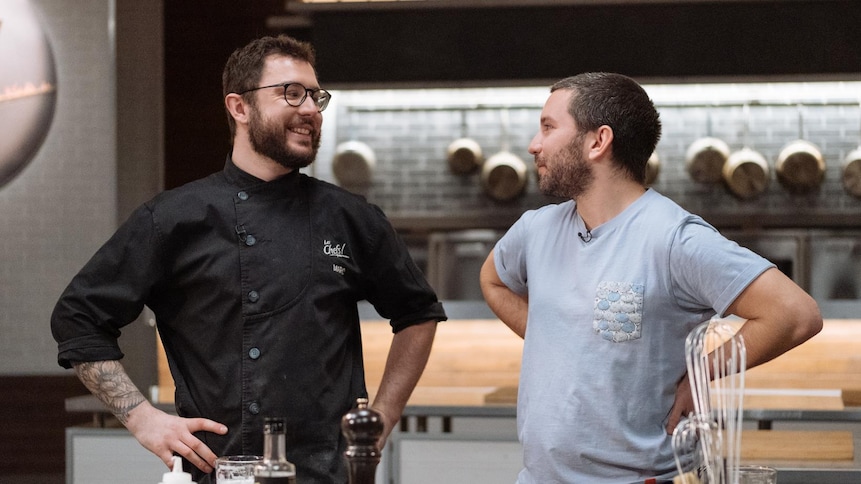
[{"xmin": 66, "ymin": 306, "xmax": 861, "ymax": 484}]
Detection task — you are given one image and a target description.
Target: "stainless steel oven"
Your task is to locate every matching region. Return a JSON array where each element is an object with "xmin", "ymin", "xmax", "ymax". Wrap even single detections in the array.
[
  {"xmin": 426, "ymin": 229, "xmax": 503, "ymax": 300},
  {"xmin": 808, "ymin": 231, "xmax": 861, "ymax": 301},
  {"xmin": 421, "ymin": 227, "xmax": 859, "ymax": 306},
  {"xmin": 722, "ymin": 230, "xmax": 808, "ymax": 291}
]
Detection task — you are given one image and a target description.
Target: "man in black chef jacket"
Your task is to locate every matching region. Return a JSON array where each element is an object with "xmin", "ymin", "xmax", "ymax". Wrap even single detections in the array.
[{"xmin": 51, "ymin": 34, "xmax": 446, "ymax": 484}]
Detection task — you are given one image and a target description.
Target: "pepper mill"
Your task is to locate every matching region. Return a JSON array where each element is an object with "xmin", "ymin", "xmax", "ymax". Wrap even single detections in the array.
[{"xmin": 341, "ymin": 397, "xmax": 383, "ymax": 484}]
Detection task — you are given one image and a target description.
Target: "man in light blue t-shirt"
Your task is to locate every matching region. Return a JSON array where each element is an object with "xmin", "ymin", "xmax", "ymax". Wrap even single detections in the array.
[{"xmin": 480, "ymin": 72, "xmax": 823, "ymax": 484}]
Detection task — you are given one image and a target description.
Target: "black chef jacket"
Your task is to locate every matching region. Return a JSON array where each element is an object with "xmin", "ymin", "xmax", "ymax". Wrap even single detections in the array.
[{"xmin": 51, "ymin": 157, "xmax": 447, "ymax": 484}]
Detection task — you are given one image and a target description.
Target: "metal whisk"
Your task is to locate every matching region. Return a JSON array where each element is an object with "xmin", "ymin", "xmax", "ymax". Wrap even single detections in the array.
[
  {"xmin": 672, "ymin": 412, "xmax": 720, "ymax": 483},
  {"xmin": 673, "ymin": 318, "xmax": 747, "ymax": 484}
]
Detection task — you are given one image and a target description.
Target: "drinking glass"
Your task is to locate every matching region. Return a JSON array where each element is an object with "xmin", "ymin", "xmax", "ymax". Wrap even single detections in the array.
[
  {"xmin": 737, "ymin": 465, "xmax": 777, "ymax": 484},
  {"xmin": 215, "ymin": 455, "xmax": 263, "ymax": 484}
]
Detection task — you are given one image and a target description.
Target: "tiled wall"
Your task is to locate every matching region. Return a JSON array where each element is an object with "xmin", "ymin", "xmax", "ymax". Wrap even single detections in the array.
[
  {"xmin": 317, "ymin": 81, "xmax": 861, "ymax": 231},
  {"xmin": 0, "ymin": 0, "xmax": 162, "ymax": 379},
  {"xmin": 0, "ymin": 0, "xmax": 116, "ymax": 375}
]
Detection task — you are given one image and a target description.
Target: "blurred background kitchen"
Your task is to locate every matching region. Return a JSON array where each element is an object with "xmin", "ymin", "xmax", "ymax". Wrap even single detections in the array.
[{"xmin": 1, "ymin": 0, "xmax": 860, "ymax": 483}]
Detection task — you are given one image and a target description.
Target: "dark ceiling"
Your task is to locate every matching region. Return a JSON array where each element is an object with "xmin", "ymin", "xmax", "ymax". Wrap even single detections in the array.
[
  {"xmin": 161, "ymin": 0, "xmax": 861, "ymax": 188},
  {"xmin": 301, "ymin": 1, "xmax": 861, "ymax": 86}
]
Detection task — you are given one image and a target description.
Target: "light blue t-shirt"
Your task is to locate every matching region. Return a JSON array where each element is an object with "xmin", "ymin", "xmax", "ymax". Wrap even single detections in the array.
[{"xmin": 494, "ymin": 189, "xmax": 772, "ymax": 484}]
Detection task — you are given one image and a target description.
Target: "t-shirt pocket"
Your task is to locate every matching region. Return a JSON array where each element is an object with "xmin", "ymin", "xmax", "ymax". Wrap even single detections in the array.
[{"xmin": 593, "ymin": 281, "xmax": 644, "ymax": 342}]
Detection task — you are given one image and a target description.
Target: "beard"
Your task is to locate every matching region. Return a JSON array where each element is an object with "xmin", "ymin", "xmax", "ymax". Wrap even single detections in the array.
[
  {"xmin": 537, "ymin": 134, "xmax": 594, "ymax": 199},
  {"xmin": 248, "ymin": 107, "xmax": 320, "ymax": 170}
]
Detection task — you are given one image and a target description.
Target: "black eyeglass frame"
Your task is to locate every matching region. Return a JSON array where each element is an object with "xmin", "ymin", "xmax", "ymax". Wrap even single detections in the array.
[{"xmin": 237, "ymin": 82, "xmax": 332, "ymax": 112}]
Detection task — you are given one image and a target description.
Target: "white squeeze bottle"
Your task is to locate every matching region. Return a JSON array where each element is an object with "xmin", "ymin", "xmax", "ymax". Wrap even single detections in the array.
[{"xmin": 159, "ymin": 456, "xmax": 196, "ymax": 484}]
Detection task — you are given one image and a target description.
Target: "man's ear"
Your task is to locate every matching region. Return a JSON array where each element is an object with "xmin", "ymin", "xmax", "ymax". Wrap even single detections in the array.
[
  {"xmin": 586, "ymin": 125, "xmax": 614, "ymax": 160},
  {"xmin": 225, "ymin": 93, "xmax": 250, "ymax": 126}
]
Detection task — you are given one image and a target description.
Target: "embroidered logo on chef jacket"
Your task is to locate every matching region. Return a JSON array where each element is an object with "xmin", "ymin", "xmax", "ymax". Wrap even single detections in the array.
[
  {"xmin": 323, "ymin": 240, "xmax": 350, "ymax": 259},
  {"xmin": 593, "ymin": 281, "xmax": 644, "ymax": 342}
]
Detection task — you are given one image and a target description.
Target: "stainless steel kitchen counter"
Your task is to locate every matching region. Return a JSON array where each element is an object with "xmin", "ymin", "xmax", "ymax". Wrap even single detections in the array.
[
  {"xmin": 747, "ymin": 407, "xmax": 861, "ymax": 429},
  {"xmin": 66, "ymin": 394, "xmax": 861, "ymax": 483},
  {"xmin": 65, "ymin": 394, "xmax": 176, "ymax": 427}
]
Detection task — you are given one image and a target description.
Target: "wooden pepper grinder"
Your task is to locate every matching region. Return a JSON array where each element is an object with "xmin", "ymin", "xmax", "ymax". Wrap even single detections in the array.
[{"xmin": 341, "ymin": 397, "xmax": 383, "ymax": 484}]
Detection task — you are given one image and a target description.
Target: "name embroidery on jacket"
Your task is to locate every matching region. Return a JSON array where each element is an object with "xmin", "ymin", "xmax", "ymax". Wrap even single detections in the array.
[{"xmin": 323, "ymin": 240, "xmax": 350, "ymax": 259}]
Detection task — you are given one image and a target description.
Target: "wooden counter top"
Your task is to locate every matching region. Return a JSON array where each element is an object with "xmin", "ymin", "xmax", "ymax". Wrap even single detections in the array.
[
  {"xmin": 391, "ymin": 386, "xmax": 846, "ymax": 412},
  {"xmin": 364, "ymin": 318, "xmax": 861, "ymax": 405},
  {"xmin": 155, "ymin": 318, "xmax": 861, "ymax": 411},
  {"xmin": 742, "ymin": 430, "xmax": 854, "ymax": 462}
]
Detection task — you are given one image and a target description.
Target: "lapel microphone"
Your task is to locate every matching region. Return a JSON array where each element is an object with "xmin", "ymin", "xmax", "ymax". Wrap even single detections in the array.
[{"xmin": 578, "ymin": 230, "xmax": 592, "ymax": 243}]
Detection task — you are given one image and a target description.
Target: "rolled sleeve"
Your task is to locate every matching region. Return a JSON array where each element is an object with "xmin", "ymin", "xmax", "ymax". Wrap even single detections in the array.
[
  {"xmin": 360, "ymin": 207, "xmax": 447, "ymax": 333},
  {"xmin": 51, "ymin": 205, "xmax": 162, "ymax": 368}
]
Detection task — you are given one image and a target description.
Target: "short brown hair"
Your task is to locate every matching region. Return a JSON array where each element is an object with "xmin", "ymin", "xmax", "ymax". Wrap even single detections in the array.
[
  {"xmin": 551, "ymin": 73, "xmax": 661, "ymax": 184},
  {"xmin": 222, "ymin": 35, "xmax": 317, "ymax": 137}
]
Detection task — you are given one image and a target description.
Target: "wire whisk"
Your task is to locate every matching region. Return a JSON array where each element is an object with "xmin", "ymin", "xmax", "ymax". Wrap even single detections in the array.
[{"xmin": 672, "ymin": 319, "xmax": 746, "ymax": 484}]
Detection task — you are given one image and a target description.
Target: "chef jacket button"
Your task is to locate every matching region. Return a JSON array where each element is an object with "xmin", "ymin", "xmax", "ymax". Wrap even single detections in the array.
[
  {"xmin": 249, "ymin": 347, "xmax": 261, "ymax": 359},
  {"xmin": 237, "ymin": 191, "xmax": 249, "ymax": 201},
  {"xmin": 248, "ymin": 402, "xmax": 260, "ymax": 414},
  {"xmin": 245, "ymin": 234, "xmax": 256, "ymax": 246},
  {"xmin": 248, "ymin": 290, "xmax": 260, "ymax": 303}
]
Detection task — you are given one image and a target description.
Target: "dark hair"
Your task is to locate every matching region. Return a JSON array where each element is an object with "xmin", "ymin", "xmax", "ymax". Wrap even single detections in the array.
[
  {"xmin": 551, "ymin": 73, "xmax": 661, "ymax": 183},
  {"xmin": 222, "ymin": 35, "xmax": 318, "ymax": 137}
]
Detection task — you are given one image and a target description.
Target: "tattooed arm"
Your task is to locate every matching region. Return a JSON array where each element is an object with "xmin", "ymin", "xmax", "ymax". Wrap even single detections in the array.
[
  {"xmin": 74, "ymin": 360, "xmax": 147, "ymax": 424},
  {"xmin": 73, "ymin": 360, "xmax": 228, "ymax": 473}
]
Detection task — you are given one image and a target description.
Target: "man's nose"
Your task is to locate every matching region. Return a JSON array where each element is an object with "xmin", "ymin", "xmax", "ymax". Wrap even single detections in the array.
[
  {"xmin": 528, "ymin": 135, "xmax": 541, "ymax": 155},
  {"xmin": 297, "ymin": 94, "xmax": 319, "ymax": 114}
]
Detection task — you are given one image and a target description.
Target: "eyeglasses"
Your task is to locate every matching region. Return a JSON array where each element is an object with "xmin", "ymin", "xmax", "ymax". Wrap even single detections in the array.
[{"xmin": 238, "ymin": 82, "xmax": 332, "ymax": 112}]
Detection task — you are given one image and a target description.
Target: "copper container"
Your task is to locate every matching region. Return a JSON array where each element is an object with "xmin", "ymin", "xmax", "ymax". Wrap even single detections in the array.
[
  {"xmin": 775, "ymin": 139, "xmax": 825, "ymax": 194},
  {"xmin": 843, "ymin": 147, "xmax": 861, "ymax": 198},
  {"xmin": 481, "ymin": 151, "xmax": 527, "ymax": 201},
  {"xmin": 723, "ymin": 147, "xmax": 770, "ymax": 200},
  {"xmin": 686, "ymin": 136, "xmax": 730, "ymax": 184}
]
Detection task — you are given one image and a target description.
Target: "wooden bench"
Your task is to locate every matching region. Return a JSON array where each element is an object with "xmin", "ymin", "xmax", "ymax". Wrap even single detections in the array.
[
  {"xmin": 361, "ymin": 319, "xmax": 522, "ymax": 392},
  {"xmin": 362, "ymin": 319, "xmax": 861, "ymax": 403},
  {"xmin": 157, "ymin": 318, "xmax": 861, "ymax": 462},
  {"xmin": 744, "ymin": 319, "xmax": 861, "ymax": 396},
  {"xmin": 157, "ymin": 319, "xmax": 861, "ymax": 407},
  {"xmin": 360, "ymin": 318, "xmax": 861, "ymax": 463}
]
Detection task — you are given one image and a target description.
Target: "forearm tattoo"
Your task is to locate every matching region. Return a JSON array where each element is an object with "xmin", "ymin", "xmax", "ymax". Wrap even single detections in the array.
[{"xmin": 74, "ymin": 360, "xmax": 146, "ymax": 425}]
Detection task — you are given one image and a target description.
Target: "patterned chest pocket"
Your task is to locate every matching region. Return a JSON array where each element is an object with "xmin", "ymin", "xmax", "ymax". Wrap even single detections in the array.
[{"xmin": 593, "ymin": 281, "xmax": 644, "ymax": 342}]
